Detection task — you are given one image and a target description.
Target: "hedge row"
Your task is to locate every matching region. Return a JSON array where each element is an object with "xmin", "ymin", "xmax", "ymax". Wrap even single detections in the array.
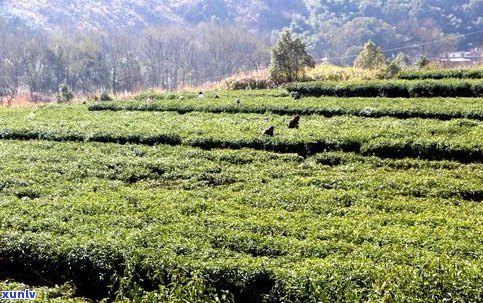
[
  {"xmin": 286, "ymin": 79, "xmax": 483, "ymax": 98},
  {"xmin": 0, "ymin": 128, "xmax": 481, "ymax": 163},
  {"xmin": 398, "ymin": 68, "xmax": 483, "ymax": 80},
  {"xmin": 0, "ymin": 129, "xmax": 182, "ymax": 146},
  {"xmin": 0, "ymin": 234, "xmax": 264, "ymax": 302},
  {"xmin": 1, "ymin": 108, "xmax": 481, "ymax": 163},
  {"xmin": 88, "ymin": 102, "xmax": 483, "ymax": 121},
  {"xmin": 0, "ymin": 234, "xmax": 125, "ymax": 300}
]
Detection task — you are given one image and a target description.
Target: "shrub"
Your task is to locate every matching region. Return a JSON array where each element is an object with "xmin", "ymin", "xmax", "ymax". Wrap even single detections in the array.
[
  {"xmin": 56, "ymin": 84, "xmax": 74, "ymax": 103},
  {"xmin": 222, "ymin": 70, "xmax": 274, "ymax": 90},
  {"xmin": 385, "ymin": 61, "xmax": 401, "ymax": 78},
  {"xmin": 100, "ymin": 92, "xmax": 112, "ymax": 101},
  {"xmin": 416, "ymin": 55, "xmax": 430, "ymax": 69}
]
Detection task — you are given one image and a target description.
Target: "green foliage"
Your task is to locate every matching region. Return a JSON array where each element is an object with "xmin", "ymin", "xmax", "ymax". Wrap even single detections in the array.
[
  {"xmin": 384, "ymin": 61, "xmax": 401, "ymax": 78},
  {"xmin": 416, "ymin": 55, "xmax": 430, "ymax": 69},
  {"xmin": 269, "ymin": 31, "xmax": 315, "ymax": 84},
  {"xmin": 306, "ymin": 64, "xmax": 386, "ymax": 82},
  {"xmin": 100, "ymin": 92, "xmax": 112, "ymax": 101},
  {"xmin": 114, "ymin": 267, "xmax": 234, "ymax": 303},
  {"xmin": 398, "ymin": 68, "xmax": 483, "ymax": 80},
  {"xmin": 89, "ymin": 94, "xmax": 483, "ymax": 121},
  {"xmin": 0, "ymin": 140, "xmax": 482, "ymax": 302},
  {"xmin": 0, "ymin": 105, "xmax": 481, "ymax": 162},
  {"xmin": 134, "ymin": 91, "xmax": 198, "ymax": 101},
  {"xmin": 353, "ymin": 40, "xmax": 387, "ymax": 70},
  {"xmin": 56, "ymin": 84, "xmax": 74, "ymax": 103},
  {"xmin": 0, "ymin": 87, "xmax": 482, "ymax": 302},
  {"xmin": 0, "ymin": 281, "xmax": 90, "ymax": 302},
  {"xmin": 287, "ymin": 79, "xmax": 483, "ymax": 98}
]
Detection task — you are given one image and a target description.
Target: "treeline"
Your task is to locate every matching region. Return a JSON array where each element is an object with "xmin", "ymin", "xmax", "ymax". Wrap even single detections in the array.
[{"xmin": 0, "ymin": 20, "xmax": 270, "ymax": 97}]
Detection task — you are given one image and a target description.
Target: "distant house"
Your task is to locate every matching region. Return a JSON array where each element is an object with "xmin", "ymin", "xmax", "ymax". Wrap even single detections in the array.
[{"xmin": 440, "ymin": 48, "xmax": 482, "ymax": 66}]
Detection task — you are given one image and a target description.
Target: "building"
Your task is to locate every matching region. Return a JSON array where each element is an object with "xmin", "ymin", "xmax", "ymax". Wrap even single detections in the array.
[{"xmin": 440, "ymin": 48, "xmax": 482, "ymax": 66}]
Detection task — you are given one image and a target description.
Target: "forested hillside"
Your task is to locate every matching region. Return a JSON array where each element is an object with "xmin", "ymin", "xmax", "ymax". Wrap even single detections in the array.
[
  {"xmin": 0, "ymin": 0, "xmax": 306, "ymax": 32},
  {"xmin": 289, "ymin": 0, "xmax": 483, "ymax": 63},
  {"xmin": 2, "ymin": 0, "xmax": 481, "ymax": 52},
  {"xmin": 0, "ymin": 0, "xmax": 482, "ymax": 95}
]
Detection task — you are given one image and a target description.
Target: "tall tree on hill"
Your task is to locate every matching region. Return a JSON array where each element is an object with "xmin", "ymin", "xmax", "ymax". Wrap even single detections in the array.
[
  {"xmin": 353, "ymin": 40, "xmax": 387, "ymax": 69},
  {"xmin": 269, "ymin": 31, "xmax": 315, "ymax": 84}
]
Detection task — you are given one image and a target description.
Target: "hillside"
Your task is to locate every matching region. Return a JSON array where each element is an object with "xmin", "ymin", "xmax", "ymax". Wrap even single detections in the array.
[
  {"xmin": 0, "ymin": 0, "xmax": 307, "ymax": 31},
  {"xmin": 1, "ymin": 0, "xmax": 481, "ymax": 61},
  {"xmin": 0, "ymin": 0, "xmax": 482, "ymax": 95}
]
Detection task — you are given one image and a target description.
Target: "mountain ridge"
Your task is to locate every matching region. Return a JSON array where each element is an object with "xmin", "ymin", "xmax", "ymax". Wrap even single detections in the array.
[{"xmin": 0, "ymin": 0, "xmax": 306, "ymax": 32}]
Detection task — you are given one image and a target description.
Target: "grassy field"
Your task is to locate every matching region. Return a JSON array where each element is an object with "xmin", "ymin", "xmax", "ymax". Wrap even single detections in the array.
[{"xmin": 0, "ymin": 89, "xmax": 482, "ymax": 302}]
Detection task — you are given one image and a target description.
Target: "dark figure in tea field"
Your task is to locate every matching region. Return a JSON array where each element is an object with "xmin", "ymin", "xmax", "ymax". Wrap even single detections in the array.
[
  {"xmin": 263, "ymin": 126, "xmax": 274, "ymax": 136},
  {"xmin": 288, "ymin": 115, "xmax": 300, "ymax": 129},
  {"xmin": 290, "ymin": 91, "xmax": 302, "ymax": 100}
]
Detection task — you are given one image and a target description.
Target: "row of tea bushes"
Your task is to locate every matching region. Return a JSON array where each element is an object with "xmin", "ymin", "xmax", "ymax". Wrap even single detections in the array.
[
  {"xmin": 398, "ymin": 68, "xmax": 483, "ymax": 80},
  {"xmin": 88, "ymin": 98, "xmax": 483, "ymax": 121},
  {"xmin": 0, "ymin": 107, "xmax": 481, "ymax": 162},
  {"xmin": 286, "ymin": 79, "xmax": 483, "ymax": 98}
]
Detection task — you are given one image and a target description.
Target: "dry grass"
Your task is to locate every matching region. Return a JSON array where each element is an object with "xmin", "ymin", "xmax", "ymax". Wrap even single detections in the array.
[
  {"xmin": 306, "ymin": 64, "xmax": 386, "ymax": 81},
  {"xmin": 1, "ymin": 94, "xmax": 40, "ymax": 107},
  {"xmin": 0, "ymin": 90, "xmax": 144, "ymax": 107},
  {"xmin": 214, "ymin": 69, "xmax": 273, "ymax": 90}
]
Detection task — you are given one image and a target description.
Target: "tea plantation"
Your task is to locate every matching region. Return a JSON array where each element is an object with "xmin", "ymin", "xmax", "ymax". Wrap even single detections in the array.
[{"xmin": 0, "ymin": 87, "xmax": 482, "ymax": 302}]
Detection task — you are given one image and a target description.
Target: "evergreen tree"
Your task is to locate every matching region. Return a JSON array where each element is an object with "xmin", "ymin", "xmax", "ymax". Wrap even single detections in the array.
[
  {"xmin": 385, "ymin": 61, "xmax": 401, "ymax": 78},
  {"xmin": 269, "ymin": 31, "xmax": 315, "ymax": 84},
  {"xmin": 416, "ymin": 55, "xmax": 430, "ymax": 69},
  {"xmin": 353, "ymin": 40, "xmax": 387, "ymax": 69}
]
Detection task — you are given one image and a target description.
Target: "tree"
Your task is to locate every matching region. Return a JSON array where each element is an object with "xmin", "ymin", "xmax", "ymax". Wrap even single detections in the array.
[
  {"xmin": 22, "ymin": 35, "xmax": 58, "ymax": 94},
  {"xmin": 56, "ymin": 83, "xmax": 73, "ymax": 103},
  {"xmin": 269, "ymin": 31, "xmax": 315, "ymax": 84},
  {"xmin": 385, "ymin": 61, "xmax": 401, "ymax": 78},
  {"xmin": 330, "ymin": 17, "xmax": 403, "ymax": 65},
  {"xmin": 394, "ymin": 52, "xmax": 410, "ymax": 68},
  {"xmin": 416, "ymin": 55, "xmax": 430, "ymax": 69},
  {"xmin": 353, "ymin": 40, "xmax": 387, "ymax": 69}
]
